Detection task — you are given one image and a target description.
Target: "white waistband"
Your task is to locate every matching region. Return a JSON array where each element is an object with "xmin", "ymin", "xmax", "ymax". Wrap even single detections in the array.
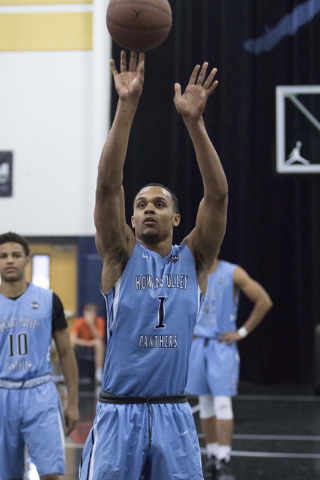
[{"xmin": 0, "ymin": 374, "xmax": 52, "ymax": 389}]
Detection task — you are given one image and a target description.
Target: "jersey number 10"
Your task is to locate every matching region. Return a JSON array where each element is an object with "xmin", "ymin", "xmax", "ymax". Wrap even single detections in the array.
[{"xmin": 8, "ymin": 333, "xmax": 28, "ymax": 356}]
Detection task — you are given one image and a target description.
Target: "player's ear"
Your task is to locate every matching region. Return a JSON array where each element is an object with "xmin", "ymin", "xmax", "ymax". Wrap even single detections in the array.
[
  {"xmin": 131, "ymin": 215, "xmax": 135, "ymax": 228},
  {"xmin": 173, "ymin": 213, "xmax": 181, "ymax": 227},
  {"xmin": 25, "ymin": 255, "xmax": 30, "ymax": 267}
]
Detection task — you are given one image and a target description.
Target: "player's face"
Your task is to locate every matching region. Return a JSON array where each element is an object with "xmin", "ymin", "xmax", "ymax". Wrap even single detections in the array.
[
  {"xmin": 131, "ymin": 186, "xmax": 180, "ymax": 244},
  {"xmin": 0, "ymin": 242, "xmax": 29, "ymax": 283}
]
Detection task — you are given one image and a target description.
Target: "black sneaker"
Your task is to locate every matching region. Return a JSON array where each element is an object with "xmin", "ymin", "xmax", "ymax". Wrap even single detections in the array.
[
  {"xmin": 216, "ymin": 459, "xmax": 236, "ymax": 480},
  {"xmin": 203, "ymin": 455, "xmax": 218, "ymax": 479}
]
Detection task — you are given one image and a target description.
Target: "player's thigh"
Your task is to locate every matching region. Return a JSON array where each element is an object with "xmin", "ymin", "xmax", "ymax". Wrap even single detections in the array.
[
  {"xmin": 186, "ymin": 338, "xmax": 210, "ymax": 395},
  {"xmin": 80, "ymin": 403, "xmax": 147, "ymax": 480},
  {"xmin": 0, "ymin": 389, "xmax": 25, "ymax": 479},
  {"xmin": 22, "ymin": 383, "xmax": 65, "ymax": 477},
  {"xmin": 149, "ymin": 403, "xmax": 203, "ymax": 480},
  {"xmin": 207, "ymin": 342, "xmax": 240, "ymax": 396}
]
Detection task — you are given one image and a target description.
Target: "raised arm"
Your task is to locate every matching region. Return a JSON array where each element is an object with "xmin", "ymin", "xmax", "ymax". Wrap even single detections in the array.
[
  {"xmin": 94, "ymin": 51, "xmax": 145, "ymax": 290},
  {"xmin": 174, "ymin": 64, "xmax": 228, "ymax": 286},
  {"xmin": 219, "ymin": 266, "xmax": 273, "ymax": 344}
]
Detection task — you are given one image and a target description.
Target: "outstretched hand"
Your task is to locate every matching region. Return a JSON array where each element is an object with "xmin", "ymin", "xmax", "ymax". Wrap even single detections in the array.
[
  {"xmin": 174, "ymin": 63, "xmax": 218, "ymax": 119},
  {"xmin": 110, "ymin": 50, "xmax": 145, "ymax": 103}
]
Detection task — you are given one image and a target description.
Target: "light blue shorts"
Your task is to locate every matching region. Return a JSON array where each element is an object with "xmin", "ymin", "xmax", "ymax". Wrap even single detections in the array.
[
  {"xmin": 0, "ymin": 381, "xmax": 65, "ymax": 479},
  {"xmin": 79, "ymin": 401, "xmax": 203, "ymax": 480},
  {"xmin": 186, "ymin": 337, "xmax": 240, "ymax": 397}
]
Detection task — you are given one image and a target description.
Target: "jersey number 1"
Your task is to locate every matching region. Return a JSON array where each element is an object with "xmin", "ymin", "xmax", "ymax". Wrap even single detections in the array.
[{"xmin": 155, "ymin": 296, "xmax": 166, "ymax": 329}]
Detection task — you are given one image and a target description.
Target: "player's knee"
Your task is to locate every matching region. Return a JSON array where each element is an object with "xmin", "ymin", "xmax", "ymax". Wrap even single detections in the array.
[
  {"xmin": 214, "ymin": 396, "xmax": 233, "ymax": 420},
  {"xmin": 198, "ymin": 394, "xmax": 215, "ymax": 419}
]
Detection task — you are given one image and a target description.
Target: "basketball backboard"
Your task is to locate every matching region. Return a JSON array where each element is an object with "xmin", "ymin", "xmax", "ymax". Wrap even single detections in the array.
[{"xmin": 276, "ymin": 85, "xmax": 320, "ymax": 173}]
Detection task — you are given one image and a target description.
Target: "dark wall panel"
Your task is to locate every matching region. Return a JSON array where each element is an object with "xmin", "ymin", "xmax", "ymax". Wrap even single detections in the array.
[{"xmin": 109, "ymin": 0, "xmax": 320, "ymax": 384}]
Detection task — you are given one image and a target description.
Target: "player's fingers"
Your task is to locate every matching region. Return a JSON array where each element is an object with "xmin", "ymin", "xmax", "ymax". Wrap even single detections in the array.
[
  {"xmin": 218, "ymin": 333, "xmax": 228, "ymax": 343},
  {"xmin": 174, "ymin": 83, "xmax": 181, "ymax": 98},
  {"xmin": 110, "ymin": 58, "xmax": 118, "ymax": 77},
  {"xmin": 206, "ymin": 80, "xmax": 219, "ymax": 97},
  {"xmin": 188, "ymin": 65, "xmax": 201, "ymax": 85},
  {"xmin": 203, "ymin": 67, "xmax": 217, "ymax": 90},
  {"xmin": 120, "ymin": 50, "xmax": 127, "ymax": 72},
  {"xmin": 196, "ymin": 62, "xmax": 209, "ymax": 85},
  {"xmin": 137, "ymin": 53, "xmax": 145, "ymax": 77},
  {"xmin": 128, "ymin": 51, "xmax": 137, "ymax": 71},
  {"xmin": 138, "ymin": 52, "xmax": 145, "ymax": 67}
]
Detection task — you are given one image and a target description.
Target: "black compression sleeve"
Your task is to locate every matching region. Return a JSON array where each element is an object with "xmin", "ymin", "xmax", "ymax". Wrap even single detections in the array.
[{"xmin": 52, "ymin": 292, "xmax": 68, "ymax": 331}]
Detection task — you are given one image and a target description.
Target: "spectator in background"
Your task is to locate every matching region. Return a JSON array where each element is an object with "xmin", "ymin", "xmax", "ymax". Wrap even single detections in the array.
[{"xmin": 70, "ymin": 303, "xmax": 105, "ymax": 383}]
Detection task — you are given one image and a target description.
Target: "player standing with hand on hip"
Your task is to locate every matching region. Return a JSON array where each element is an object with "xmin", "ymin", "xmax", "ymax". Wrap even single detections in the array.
[
  {"xmin": 186, "ymin": 257, "xmax": 273, "ymax": 479},
  {"xmin": 79, "ymin": 50, "xmax": 228, "ymax": 480}
]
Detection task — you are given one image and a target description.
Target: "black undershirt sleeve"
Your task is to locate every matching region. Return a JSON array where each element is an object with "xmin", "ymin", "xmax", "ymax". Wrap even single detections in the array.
[{"xmin": 52, "ymin": 292, "xmax": 68, "ymax": 331}]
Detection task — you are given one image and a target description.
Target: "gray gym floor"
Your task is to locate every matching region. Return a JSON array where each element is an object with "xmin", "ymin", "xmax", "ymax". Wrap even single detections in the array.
[{"xmin": 53, "ymin": 380, "xmax": 320, "ymax": 480}]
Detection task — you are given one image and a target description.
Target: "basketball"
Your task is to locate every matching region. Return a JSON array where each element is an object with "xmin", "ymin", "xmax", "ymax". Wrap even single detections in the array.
[{"xmin": 106, "ymin": 0, "xmax": 172, "ymax": 52}]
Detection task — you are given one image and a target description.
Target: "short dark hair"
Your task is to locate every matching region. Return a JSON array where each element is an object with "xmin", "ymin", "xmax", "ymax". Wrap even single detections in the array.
[
  {"xmin": 133, "ymin": 183, "xmax": 179, "ymax": 213},
  {"xmin": 0, "ymin": 232, "xmax": 30, "ymax": 256}
]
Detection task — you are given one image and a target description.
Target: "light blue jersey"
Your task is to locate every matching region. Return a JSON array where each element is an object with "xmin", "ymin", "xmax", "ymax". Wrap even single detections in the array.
[
  {"xmin": 102, "ymin": 242, "xmax": 202, "ymax": 396},
  {"xmin": 0, "ymin": 283, "xmax": 53, "ymax": 381},
  {"xmin": 186, "ymin": 261, "xmax": 240, "ymax": 397},
  {"xmin": 194, "ymin": 261, "xmax": 239, "ymax": 338},
  {"xmin": 80, "ymin": 242, "xmax": 204, "ymax": 480},
  {"xmin": 0, "ymin": 283, "xmax": 66, "ymax": 479}
]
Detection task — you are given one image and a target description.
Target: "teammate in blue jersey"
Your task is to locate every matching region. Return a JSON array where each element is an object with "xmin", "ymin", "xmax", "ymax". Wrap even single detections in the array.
[
  {"xmin": 186, "ymin": 258, "xmax": 273, "ymax": 479},
  {"xmin": 0, "ymin": 231, "xmax": 79, "ymax": 480},
  {"xmin": 78, "ymin": 51, "xmax": 228, "ymax": 480}
]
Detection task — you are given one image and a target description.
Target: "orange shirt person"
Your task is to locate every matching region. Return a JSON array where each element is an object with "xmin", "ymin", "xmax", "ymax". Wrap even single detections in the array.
[{"xmin": 71, "ymin": 304, "xmax": 105, "ymax": 383}]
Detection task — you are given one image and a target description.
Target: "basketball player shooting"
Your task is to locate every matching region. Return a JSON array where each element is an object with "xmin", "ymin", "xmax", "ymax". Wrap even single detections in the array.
[{"xmin": 79, "ymin": 51, "xmax": 228, "ymax": 480}]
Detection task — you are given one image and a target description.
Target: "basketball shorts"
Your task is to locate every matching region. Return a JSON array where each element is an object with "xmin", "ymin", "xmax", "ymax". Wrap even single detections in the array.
[
  {"xmin": 79, "ymin": 401, "xmax": 203, "ymax": 480},
  {"xmin": 0, "ymin": 381, "xmax": 65, "ymax": 479},
  {"xmin": 186, "ymin": 337, "xmax": 240, "ymax": 397}
]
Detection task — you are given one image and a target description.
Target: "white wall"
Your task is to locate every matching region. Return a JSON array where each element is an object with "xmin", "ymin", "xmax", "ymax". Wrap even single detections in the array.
[{"xmin": 0, "ymin": 1, "xmax": 111, "ymax": 236}]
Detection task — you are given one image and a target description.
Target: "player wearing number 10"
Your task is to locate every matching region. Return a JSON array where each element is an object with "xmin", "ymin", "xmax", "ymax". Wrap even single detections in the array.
[
  {"xmin": 0, "ymin": 231, "xmax": 79, "ymax": 480},
  {"xmin": 79, "ymin": 51, "xmax": 228, "ymax": 480}
]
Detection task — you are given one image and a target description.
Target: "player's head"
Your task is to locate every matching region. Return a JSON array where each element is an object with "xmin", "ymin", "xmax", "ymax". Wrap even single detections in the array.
[
  {"xmin": 0, "ymin": 231, "xmax": 30, "ymax": 256},
  {"xmin": 0, "ymin": 232, "xmax": 30, "ymax": 283},
  {"xmin": 131, "ymin": 184, "xmax": 181, "ymax": 244},
  {"xmin": 83, "ymin": 303, "xmax": 98, "ymax": 321},
  {"xmin": 133, "ymin": 184, "xmax": 179, "ymax": 213}
]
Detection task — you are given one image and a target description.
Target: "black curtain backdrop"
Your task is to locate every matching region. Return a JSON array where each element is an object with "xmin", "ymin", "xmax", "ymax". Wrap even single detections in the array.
[{"xmin": 110, "ymin": 0, "xmax": 320, "ymax": 385}]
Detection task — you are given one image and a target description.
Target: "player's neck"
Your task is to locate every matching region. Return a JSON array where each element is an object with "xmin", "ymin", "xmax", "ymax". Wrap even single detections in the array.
[
  {"xmin": 0, "ymin": 278, "xmax": 28, "ymax": 298},
  {"xmin": 137, "ymin": 238, "xmax": 172, "ymax": 258},
  {"xmin": 209, "ymin": 259, "xmax": 220, "ymax": 275}
]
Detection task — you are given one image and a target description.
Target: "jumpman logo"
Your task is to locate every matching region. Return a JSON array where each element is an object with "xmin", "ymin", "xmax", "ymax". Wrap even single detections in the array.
[
  {"xmin": 244, "ymin": 0, "xmax": 320, "ymax": 54},
  {"xmin": 285, "ymin": 141, "xmax": 310, "ymax": 165}
]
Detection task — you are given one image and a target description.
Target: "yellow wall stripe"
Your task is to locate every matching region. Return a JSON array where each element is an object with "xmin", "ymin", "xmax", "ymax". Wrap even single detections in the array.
[
  {"xmin": 0, "ymin": 1, "xmax": 92, "ymax": 4},
  {"xmin": 0, "ymin": 12, "xmax": 92, "ymax": 50}
]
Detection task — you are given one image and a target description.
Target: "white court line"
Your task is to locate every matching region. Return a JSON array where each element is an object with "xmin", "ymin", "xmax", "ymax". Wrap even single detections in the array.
[
  {"xmin": 236, "ymin": 394, "xmax": 320, "ymax": 402},
  {"xmin": 200, "ymin": 448, "xmax": 320, "ymax": 459},
  {"xmin": 0, "ymin": 4, "xmax": 93, "ymax": 13},
  {"xmin": 233, "ymin": 434, "xmax": 320, "ymax": 442},
  {"xmin": 78, "ymin": 390, "xmax": 99, "ymax": 398},
  {"xmin": 230, "ymin": 451, "xmax": 320, "ymax": 460},
  {"xmin": 198, "ymin": 432, "xmax": 320, "ymax": 441},
  {"xmin": 191, "ymin": 404, "xmax": 200, "ymax": 413},
  {"xmin": 66, "ymin": 441, "xmax": 320, "ymax": 459},
  {"xmin": 191, "ymin": 396, "xmax": 320, "ymax": 412},
  {"xmin": 66, "ymin": 442, "xmax": 85, "ymax": 449}
]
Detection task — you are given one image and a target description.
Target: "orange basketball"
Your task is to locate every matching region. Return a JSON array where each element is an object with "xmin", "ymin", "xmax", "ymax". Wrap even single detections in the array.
[{"xmin": 106, "ymin": 0, "xmax": 172, "ymax": 52}]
